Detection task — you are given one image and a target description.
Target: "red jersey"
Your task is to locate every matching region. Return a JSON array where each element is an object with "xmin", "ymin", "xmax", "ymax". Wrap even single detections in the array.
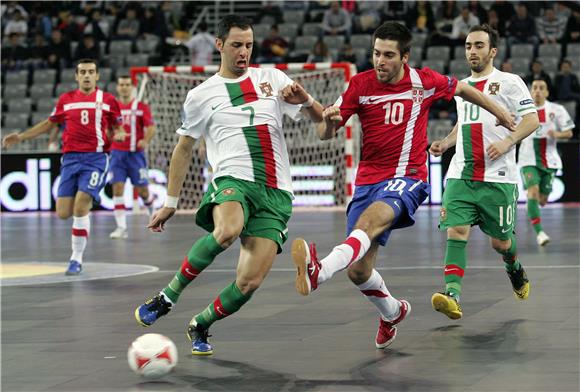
[
  {"xmin": 49, "ymin": 89, "xmax": 122, "ymax": 153},
  {"xmin": 112, "ymin": 99, "xmax": 154, "ymax": 152},
  {"xmin": 337, "ymin": 66, "xmax": 457, "ymax": 185}
]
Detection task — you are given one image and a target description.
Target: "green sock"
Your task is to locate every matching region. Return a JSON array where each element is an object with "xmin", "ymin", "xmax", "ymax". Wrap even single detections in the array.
[
  {"xmin": 497, "ymin": 234, "xmax": 521, "ymax": 272},
  {"xmin": 443, "ymin": 239, "xmax": 468, "ymax": 298},
  {"xmin": 194, "ymin": 281, "xmax": 253, "ymax": 329},
  {"xmin": 162, "ymin": 234, "xmax": 224, "ymax": 303},
  {"xmin": 527, "ymin": 199, "xmax": 543, "ymax": 234}
]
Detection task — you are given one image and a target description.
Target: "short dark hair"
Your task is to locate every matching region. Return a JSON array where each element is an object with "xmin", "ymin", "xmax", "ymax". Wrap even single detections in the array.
[
  {"xmin": 216, "ymin": 14, "xmax": 253, "ymax": 41},
  {"xmin": 372, "ymin": 21, "xmax": 412, "ymax": 57},
  {"xmin": 532, "ymin": 77, "xmax": 550, "ymax": 88},
  {"xmin": 468, "ymin": 24, "xmax": 499, "ymax": 49},
  {"xmin": 75, "ymin": 58, "xmax": 99, "ymax": 73},
  {"xmin": 117, "ymin": 74, "xmax": 132, "ymax": 81}
]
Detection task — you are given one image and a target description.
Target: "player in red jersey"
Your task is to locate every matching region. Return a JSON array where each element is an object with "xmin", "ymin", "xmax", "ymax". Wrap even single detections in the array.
[
  {"xmin": 2, "ymin": 59, "xmax": 124, "ymax": 275},
  {"xmin": 109, "ymin": 75, "xmax": 157, "ymax": 239},
  {"xmin": 291, "ymin": 22, "xmax": 516, "ymax": 349}
]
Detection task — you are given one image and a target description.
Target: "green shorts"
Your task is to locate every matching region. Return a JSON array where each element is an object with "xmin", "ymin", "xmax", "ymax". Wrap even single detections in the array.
[
  {"xmin": 520, "ymin": 165, "xmax": 557, "ymax": 196},
  {"xmin": 196, "ymin": 176, "xmax": 293, "ymax": 253},
  {"xmin": 439, "ymin": 179, "xmax": 518, "ymax": 240}
]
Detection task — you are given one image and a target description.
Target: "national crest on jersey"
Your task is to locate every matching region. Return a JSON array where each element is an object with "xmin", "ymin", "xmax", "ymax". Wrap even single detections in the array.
[
  {"xmin": 177, "ymin": 68, "xmax": 302, "ymax": 194},
  {"xmin": 447, "ymin": 68, "xmax": 537, "ymax": 184},
  {"xmin": 335, "ymin": 65, "xmax": 458, "ymax": 185},
  {"xmin": 518, "ymin": 100, "xmax": 575, "ymax": 170},
  {"xmin": 113, "ymin": 99, "xmax": 154, "ymax": 152}
]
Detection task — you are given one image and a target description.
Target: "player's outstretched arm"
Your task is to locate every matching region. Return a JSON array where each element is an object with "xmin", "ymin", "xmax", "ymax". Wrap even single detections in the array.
[
  {"xmin": 148, "ymin": 135, "xmax": 197, "ymax": 232},
  {"xmin": 548, "ymin": 128, "xmax": 573, "ymax": 140},
  {"xmin": 430, "ymin": 123, "xmax": 458, "ymax": 157},
  {"xmin": 2, "ymin": 119, "xmax": 56, "ymax": 149},
  {"xmin": 137, "ymin": 125, "xmax": 156, "ymax": 150},
  {"xmin": 280, "ymin": 82, "xmax": 324, "ymax": 122},
  {"xmin": 487, "ymin": 112, "xmax": 540, "ymax": 160},
  {"xmin": 455, "ymin": 81, "xmax": 516, "ymax": 131},
  {"xmin": 316, "ymin": 106, "xmax": 342, "ymax": 140}
]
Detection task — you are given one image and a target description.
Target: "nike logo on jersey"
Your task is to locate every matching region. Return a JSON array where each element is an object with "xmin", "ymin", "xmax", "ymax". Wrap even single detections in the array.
[
  {"xmin": 211, "ymin": 104, "xmax": 220, "ymax": 111},
  {"xmin": 501, "ymin": 227, "xmax": 512, "ymax": 233},
  {"xmin": 393, "ymin": 201, "xmax": 401, "ymax": 209}
]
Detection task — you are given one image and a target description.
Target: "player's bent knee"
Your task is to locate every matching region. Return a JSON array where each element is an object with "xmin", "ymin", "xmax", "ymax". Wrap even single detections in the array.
[
  {"xmin": 491, "ymin": 238, "xmax": 510, "ymax": 252},
  {"xmin": 56, "ymin": 209, "xmax": 72, "ymax": 220},
  {"xmin": 213, "ymin": 226, "xmax": 242, "ymax": 248},
  {"xmin": 235, "ymin": 278, "xmax": 262, "ymax": 295},
  {"xmin": 448, "ymin": 226, "xmax": 469, "ymax": 240}
]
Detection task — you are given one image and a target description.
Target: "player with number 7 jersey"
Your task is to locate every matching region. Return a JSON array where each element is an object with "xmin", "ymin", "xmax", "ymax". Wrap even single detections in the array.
[
  {"xmin": 290, "ymin": 22, "xmax": 517, "ymax": 349},
  {"xmin": 1, "ymin": 59, "xmax": 124, "ymax": 276}
]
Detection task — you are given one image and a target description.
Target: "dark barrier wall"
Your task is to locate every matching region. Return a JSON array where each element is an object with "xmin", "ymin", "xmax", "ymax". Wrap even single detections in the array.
[{"xmin": 2, "ymin": 142, "xmax": 579, "ymax": 212}]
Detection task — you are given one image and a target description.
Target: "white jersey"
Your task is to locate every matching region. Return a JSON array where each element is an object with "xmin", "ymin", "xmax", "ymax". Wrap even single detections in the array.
[
  {"xmin": 518, "ymin": 100, "xmax": 575, "ymax": 170},
  {"xmin": 447, "ymin": 68, "xmax": 537, "ymax": 184},
  {"xmin": 177, "ymin": 67, "xmax": 302, "ymax": 194}
]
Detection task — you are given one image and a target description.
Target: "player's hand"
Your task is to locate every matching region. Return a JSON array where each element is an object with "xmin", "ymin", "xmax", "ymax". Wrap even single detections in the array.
[
  {"xmin": 147, "ymin": 207, "xmax": 176, "ymax": 233},
  {"xmin": 137, "ymin": 140, "xmax": 149, "ymax": 150},
  {"xmin": 429, "ymin": 140, "xmax": 448, "ymax": 157},
  {"xmin": 113, "ymin": 129, "xmax": 127, "ymax": 142},
  {"xmin": 280, "ymin": 82, "xmax": 309, "ymax": 105},
  {"xmin": 322, "ymin": 106, "xmax": 342, "ymax": 124},
  {"xmin": 546, "ymin": 130, "xmax": 556, "ymax": 139},
  {"xmin": 495, "ymin": 110, "xmax": 516, "ymax": 132},
  {"xmin": 2, "ymin": 132, "xmax": 21, "ymax": 149},
  {"xmin": 486, "ymin": 137, "xmax": 513, "ymax": 160}
]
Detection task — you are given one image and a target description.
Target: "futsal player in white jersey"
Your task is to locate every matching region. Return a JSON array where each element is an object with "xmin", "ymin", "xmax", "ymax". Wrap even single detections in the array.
[
  {"xmin": 429, "ymin": 24, "xmax": 540, "ymax": 320},
  {"xmin": 134, "ymin": 15, "xmax": 325, "ymax": 355},
  {"xmin": 518, "ymin": 78, "xmax": 575, "ymax": 246}
]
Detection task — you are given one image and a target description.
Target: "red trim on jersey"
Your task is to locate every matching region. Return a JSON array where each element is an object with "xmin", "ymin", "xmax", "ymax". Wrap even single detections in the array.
[
  {"xmin": 539, "ymin": 138, "xmax": 548, "ymax": 167},
  {"xmin": 470, "ymin": 123, "xmax": 485, "ymax": 181},
  {"xmin": 361, "ymin": 289, "xmax": 389, "ymax": 298},
  {"xmin": 444, "ymin": 264, "xmax": 465, "ymax": 277},
  {"xmin": 537, "ymin": 108, "xmax": 546, "ymax": 123},
  {"xmin": 239, "ymin": 77, "xmax": 258, "ymax": 103},
  {"xmin": 471, "ymin": 80, "xmax": 487, "ymax": 92},
  {"xmin": 255, "ymin": 124, "xmax": 278, "ymax": 188},
  {"xmin": 72, "ymin": 228, "xmax": 88, "ymax": 237}
]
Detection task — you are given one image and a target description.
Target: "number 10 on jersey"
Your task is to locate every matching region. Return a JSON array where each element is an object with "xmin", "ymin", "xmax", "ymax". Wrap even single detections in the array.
[{"xmin": 383, "ymin": 102, "xmax": 404, "ymax": 125}]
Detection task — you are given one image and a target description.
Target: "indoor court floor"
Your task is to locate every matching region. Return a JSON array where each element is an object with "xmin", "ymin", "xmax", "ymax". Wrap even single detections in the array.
[{"xmin": 2, "ymin": 205, "xmax": 579, "ymax": 392}]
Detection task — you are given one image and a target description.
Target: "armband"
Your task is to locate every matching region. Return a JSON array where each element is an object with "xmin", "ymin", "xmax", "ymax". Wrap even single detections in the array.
[{"xmin": 164, "ymin": 196, "xmax": 178, "ymax": 209}]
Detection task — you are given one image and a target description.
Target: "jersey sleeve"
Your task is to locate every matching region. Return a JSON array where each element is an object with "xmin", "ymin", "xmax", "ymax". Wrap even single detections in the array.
[
  {"xmin": 506, "ymin": 75, "xmax": 537, "ymax": 117},
  {"xmin": 421, "ymin": 67, "xmax": 458, "ymax": 101},
  {"xmin": 142, "ymin": 103, "xmax": 154, "ymax": 127},
  {"xmin": 273, "ymin": 69, "xmax": 302, "ymax": 121},
  {"xmin": 176, "ymin": 90, "xmax": 205, "ymax": 138},
  {"xmin": 48, "ymin": 95, "xmax": 66, "ymax": 124},
  {"xmin": 554, "ymin": 104, "xmax": 575, "ymax": 131},
  {"xmin": 107, "ymin": 96, "xmax": 123, "ymax": 126},
  {"xmin": 335, "ymin": 75, "xmax": 360, "ymax": 127}
]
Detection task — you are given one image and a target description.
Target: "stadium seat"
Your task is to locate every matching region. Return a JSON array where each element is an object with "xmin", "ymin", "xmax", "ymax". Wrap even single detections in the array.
[
  {"xmin": 31, "ymin": 112, "xmax": 50, "ymax": 125},
  {"xmin": 428, "ymin": 119, "xmax": 453, "ymax": 144},
  {"xmin": 3, "ymin": 113, "xmax": 30, "ymax": 131},
  {"xmin": 108, "ymin": 55, "xmax": 126, "ymax": 69},
  {"xmin": 426, "ymin": 46, "xmax": 451, "ymax": 62},
  {"xmin": 448, "ymin": 59, "xmax": 470, "ymax": 78},
  {"xmin": 55, "ymin": 82, "xmax": 79, "ymax": 97},
  {"xmin": 536, "ymin": 56, "xmax": 559, "ymax": 74},
  {"xmin": 421, "ymin": 59, "xmax": 446, "ymax": 74},
  {"xmin": 410, "ymin": 47, "xmax": 423, "ymax": 61},
  {"xmin": 33, "ymin": 69, "xmax": 57, "ymax": 85},
  {"xmin": 107, "ymin": 81, "xmax": 117, "ymax": 93},
  {"xmin": 59, "ymin": 68, "xmax": 77, "ymax": 84},
  {"xmin": 99, "ymin": 68, "xmax": 113, "ymax": 82},
  {"xmin": 5, "ymin": 71, "xmax": 28, "ymax": 85},
  {"xmin": 283, "ymin": 10, "xmax": 305, "ymax": 25},
  {"xmin": 29, "ymin": 84, "xmax": 54, "ymax": 99},
  {"xmin": 567, "ymin": 43, "xmax": 580, "ymax": 57},
  {"xmin": 323, "ymin": 35, "xmax": 345, "ymax": 50},
  {"xmin": 302, "ymin": 23, "xmax": 321, "ymax": 37},
  {"xmin": 293, "ymin": 35, "xmax": 318, "ymax": 53},
  {"xmin": 35, "ymin": 97, "xmax": 57, "ymax": 113},
  {"xmin": 278, "ymin": 23, "xmax": 299, "ymax": 39},
  {"xmin": 509, "ymin": 58, "xmax": 530, "ymax": 76},
  {"xmin": 253, "ymin": 24, "xmax": 271, "ymax": 38},
  {"xmin": 8, "ymin": 83, "xmax": 28, "ymax": 98},
  {"xmin": 109, "ymin": 40, "xmax": 132, "ymax": 55},
  {"xmin": 510, "ymin": 44, "xmax": 534, "ymax": 59},
  {"xmin": 454, "ymin": 46, "xmax": 465, "ymax": 60},
  {"xmin": 354, "ymin": 48, "xmax": 370, "ymax": 65},
  {"xmin": 6, "ymin": 98, "xmax": 32, "ymax": 113},
  {"xmin": 350, "ymin": 34, "xmax": 372, "ymax": 51},
  {"xmin": 136, "ymin": 36, "xmax": 159, "ymax": 54},
  {"xmin": 538, "ymin": 43, "xmax": 562, "ymax": 59},
  {"xmin": 125, "ymin": 54, "xmax": 149, "ymax": 67}
]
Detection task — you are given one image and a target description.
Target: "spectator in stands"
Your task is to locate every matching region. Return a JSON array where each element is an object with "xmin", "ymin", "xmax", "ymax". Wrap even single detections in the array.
[
  {"xmin": 1, "ymin": 32, "xmax": 28, "ymax": 71},
  {"xmin": 537, "ymin": 7, "xmax": 566, "ymax": 44},
  {"xmin": 525, "ymin": 60, "xmax": 553, "ymax": 91},
  {"xmin": 306, "ymin": 40, "xmax": 332, "ymax": 63},
  {"xmin": 406, "ymin": 1, "xmax": 435, "ymax": 35},
  {"xmin": 431, "ymin": 1, "xmax": 459, "ymax": 46},
  {"xmin": 451, "ymin": 7, "xmax": 480, "ymax": 44},
  {"xmin": 467, "ymin": 1, "xmax": 487, "ymax": 24},
  {"xmin": 321, "ymin": 1, "xmax": 352, "ymax": 38},
  {"xmin": 490, "ymin": 0, "xmax": 515, "ymax": 35},
  {"xmin": 554, "ymin": 2, "xmax": 572, "ymax": 21},
  {"xmin": 74, "ymin": 34, "xmax": 101, "ymax": 64},
  {"xmin": 487, "ymin": 9, "xmax": 506, "ymax": 38},
  {"xmin": 30, "ymin": 4, "xmax": 53, "ymax": 41},
  {"xmin": 382, "ymin": 1, "xmax": 410, "ymax": 22},
  {"xmin": 354, "ymin": 1, "xmax": 383, "ymax": 34},
  {"xmin": 255, "ymin": 1, "xmax": 283, "ymax": 25},
  {"xmin": 46, "ymin": 29, "xmax": 71, "ymax": 70},
  {"xmin": 338, "ymin": 43, "xmax": 357, "ymax": 64},
  {"xmin": 564, "ymin": 9, "xmax": 580, "ymax": 45},
  {"xmin": 184, "ymin": 21, "xmax": 215, "ymax": 66},
  {"xmin": 4, "ymin": 9, "xmax": 28, "ymax": 36},
  {"xmin": 84, "ymin": 9, "xmax": 110, "ymax": 42},
  {"xmin": 140, "ymin": 6, "xmax": 169, "ymax": 40},
  {"xmin": 507, "ymin": 3, "xmax": 539, "ymax": 47},
  {"xmin": 57, "ymin": 10, "xmax": 82, "ymax": 38},
  {"xmin": 258, "ymin": 25, "xmax": 288, "ymax": 64},
  {"xmin": 554, "ymin": 60, "xmax": 580, "ymax": 101},
  {"xmin": 116, "ymin": 8, "xmax": 140, "ymax": 40},
  {"xmin": 1, "ymin": 2, "xmax": 28, "ymax": 22},
  {"xmin": 28, "ymin": 33, "xmax": 49, "ymax": 70}
]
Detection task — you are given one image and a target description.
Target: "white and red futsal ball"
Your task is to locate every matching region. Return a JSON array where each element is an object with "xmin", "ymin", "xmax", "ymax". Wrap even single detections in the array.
[{"xmin": 128, "ymin": 333, "xmax": 178, "ymax": 378}]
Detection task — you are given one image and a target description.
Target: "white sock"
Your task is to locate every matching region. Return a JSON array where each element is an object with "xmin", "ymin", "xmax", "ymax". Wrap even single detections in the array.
[
  {"xmin": 71, "ymin": 214, "xmax": 90, "ymax": 263},
  {"xmin": 318, "ymin": 229, "xmax": 371, "ymax": 284},
  {"xmin": 356, "ymin": 269, "xmax": 401, "ymax": 321},
  {"xmin": 113, "ymin": 196, "xmax": 127, "ymax": 230}
]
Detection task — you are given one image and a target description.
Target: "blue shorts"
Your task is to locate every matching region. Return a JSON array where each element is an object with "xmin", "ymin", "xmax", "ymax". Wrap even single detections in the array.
[
  {"xmin": 346, "ymin": 177, "xmax": 431, "ymax": 246},
  {"xmin": 109, "ymin": 150, "xmax": 149, "ymax": 186},
  {"xmin": 58, "ymin": 152, "xmax": 110, "ymax": 203}
]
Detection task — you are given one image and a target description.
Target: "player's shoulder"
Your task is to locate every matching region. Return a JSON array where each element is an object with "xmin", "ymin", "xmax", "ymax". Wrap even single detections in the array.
[
  {"xmin": 546, "ymin": 100, "xmax": 566, "ymax": 112},
  {"xmin": 57, "ymin": 89, "xmax": 78, "ymax": 102},
  {"xmin": 349, "ymin": 69, "xmax": 375, "ymax": 88},
  {"xmin": 102, "ymin": 90, "xmax": 118, "ymax": 102},
  {"xmin": 493, "ymin": 68, "xmax": 524, "ymax": 85}
]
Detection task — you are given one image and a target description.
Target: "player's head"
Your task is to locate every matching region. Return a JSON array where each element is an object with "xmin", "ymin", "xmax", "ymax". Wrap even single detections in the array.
[
  {"xmin": 216, "ymin": 15, "xmax": 254, "ymax": 77},
  {"xmin": 465, "ymin": 24, "xmax": 499, "ymax": 74},
  {"xmin": 531, "ymin": 78, "xmax": 549, "ymax": 105},
  {"xmin": 116, "ymin": 75, "xmax": 134, "ymax": 100},
  {"xmin": 372, "ymin": 22, "xmax": 411, "ymax": 84},
  {"xmin": 75, "ymin": 58, "xmax": 99, "ymax": 93}
]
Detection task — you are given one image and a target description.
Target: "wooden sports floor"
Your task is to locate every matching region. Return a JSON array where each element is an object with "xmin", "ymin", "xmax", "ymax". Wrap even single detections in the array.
[{"xmin": 2, "ymin": 205, "xmax": 579, "ymax": 392}]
